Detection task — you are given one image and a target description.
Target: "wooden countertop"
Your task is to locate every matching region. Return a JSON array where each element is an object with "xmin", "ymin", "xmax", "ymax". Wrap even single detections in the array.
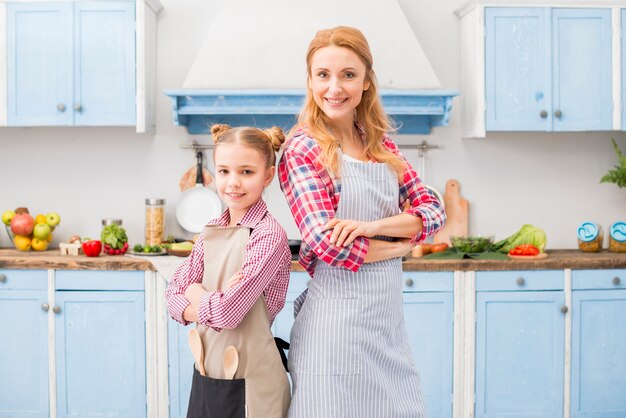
[{"xmin": 1, "ymin": 248, "xmax": 625, "ymax": 272}]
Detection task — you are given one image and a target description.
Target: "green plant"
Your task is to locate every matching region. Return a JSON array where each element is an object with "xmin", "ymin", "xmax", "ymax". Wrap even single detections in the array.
[{"xmin": 600, "ymin": 138, "xmax": 626, "ymax": 188}]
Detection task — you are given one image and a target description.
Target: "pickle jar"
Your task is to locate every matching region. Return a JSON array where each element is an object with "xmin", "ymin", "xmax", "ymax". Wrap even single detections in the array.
[
  {"xmin": 609, "ymin": 221, "xmax": 626, "ymax": 253},
  {"xmin": 577, "ymin": 221, "xmax": 603, "ymax": 252},
  {"xmin": 145, "ymin": 198, "xmax": 165, "ymax": 246}
]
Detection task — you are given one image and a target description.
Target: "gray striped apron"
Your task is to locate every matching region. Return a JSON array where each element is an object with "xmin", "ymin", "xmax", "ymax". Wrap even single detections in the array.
[{"xmin": 287, "ymin": 153, "xmax": 427, "ymax": 418}]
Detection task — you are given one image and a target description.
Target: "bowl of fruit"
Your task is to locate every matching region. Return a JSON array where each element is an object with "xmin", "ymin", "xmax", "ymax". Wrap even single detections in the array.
[{"xmin": 2, "ymin": 207, "xmax": 61, "ymax": 252}]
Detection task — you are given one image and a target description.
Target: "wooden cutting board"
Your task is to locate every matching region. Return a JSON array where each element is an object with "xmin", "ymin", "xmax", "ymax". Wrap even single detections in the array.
[{"xmin": 434, "ymin": 179, "xmax": 469, "ymax": 245}]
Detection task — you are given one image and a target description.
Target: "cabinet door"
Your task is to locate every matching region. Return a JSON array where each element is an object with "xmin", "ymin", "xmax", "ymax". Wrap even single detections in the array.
[
  {"xmin": 571, "ymin": 289, "xmax": 626, "ymax": 418},
  {"xmin": 475, "ymin": 291, "xmax": 565, "ymax": 418},
  {"xmin": 552, "ymin": 9, "xmax": 612, "ymax": 131},
  {"xmin": 403, "ymin": 291, "xmax": 453, "ymax": 418},
  {"xmin": 485, "ymin": 8, "xmax": 549, "ymax": 131},
  {"xmin": 167, "ymin": 318, "xmax": 194, "ymax": 418},
  {"xmin": 55, "ymin": 291, "xmax": 146, "ymax": 418},
  {"xmin": 7, "ymin": 2, "xmax": 72, "ymax": 126},
  {"xmin": 0, "ymin": 270, "xmax": 48, "ymax": 418},
  {"xmin": 73, "ymin": 2, "xmax": 136, "ymax": 126},
  {"xmin": 622, "ymin": 9, "xmax": 626, "ymax": 131}
]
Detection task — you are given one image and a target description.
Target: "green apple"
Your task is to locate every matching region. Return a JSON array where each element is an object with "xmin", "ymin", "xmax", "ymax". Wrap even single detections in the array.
[
  {"xmin": 2, "ymin": 210, "xmax": 15, "ymax": 226},
  {"xmin": 45, "ymin": 212, "xmax": 61, "ymax": 227},
  {"xmin": 33, "ymin": 223, "xmax": 51, "ymax": 240}
]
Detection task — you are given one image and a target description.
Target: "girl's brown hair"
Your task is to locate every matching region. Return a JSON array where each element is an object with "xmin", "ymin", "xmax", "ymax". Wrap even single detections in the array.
[
  {"xmin": 211, "ymin": 124, "xmax": 285, "ymax": 167},
  {"xmin": 296, "ymin": 26, "xmax": 405, "ymax": 177}
]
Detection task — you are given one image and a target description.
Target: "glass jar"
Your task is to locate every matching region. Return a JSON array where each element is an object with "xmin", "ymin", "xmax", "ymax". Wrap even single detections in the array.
[
  {"xmin": 145, "ymin": 198, "xmax": 165, "ymax": 246},
  {"xmin": 609, "ymin": 221, "xmax": 626, "ymax": 253},
  {"xmin": 577, "ymin": 221, "xmax": 603, "ymax": 252}
]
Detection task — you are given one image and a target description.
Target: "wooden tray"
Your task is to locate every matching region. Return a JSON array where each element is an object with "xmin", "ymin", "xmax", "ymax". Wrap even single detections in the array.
[
  {"xmin": 508, "ymin": 253, "xmax": 548, "ymax": 260},
  {"xmin": 166, "ymin": 248, "xmax": 192, "ymax": 257}
]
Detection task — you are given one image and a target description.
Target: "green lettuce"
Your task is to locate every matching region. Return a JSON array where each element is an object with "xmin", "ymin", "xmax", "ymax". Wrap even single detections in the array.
[{"xmin": 494, "ymin": 224, "xmax": 547, "ymax": 253}]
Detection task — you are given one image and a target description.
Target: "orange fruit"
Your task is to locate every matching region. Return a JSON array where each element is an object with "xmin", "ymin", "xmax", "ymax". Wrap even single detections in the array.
[
  {"xmin": 32, "ymin": 237, "xmax": 49, "ymax": 251},
  {"xmin": 35, "ymin": 214, "xmax": 47, "ymax": 224},
  {"xmin": 14, "ymin": 235, "xmax": 32, "ymax": 251}
]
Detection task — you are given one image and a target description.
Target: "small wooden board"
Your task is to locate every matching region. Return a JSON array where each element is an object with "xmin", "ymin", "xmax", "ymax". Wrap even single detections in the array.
[
  {"xmin": 434, "ymin": 179, "xmax": 468, "ymax": 245},
  {"xmin": 508, "ymin": 253, "xmax": 548, "ymax": 260}
]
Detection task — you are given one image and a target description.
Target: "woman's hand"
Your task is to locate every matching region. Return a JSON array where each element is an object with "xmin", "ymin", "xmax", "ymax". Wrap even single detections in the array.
[
  {"xmin": 226, "ymin": 271, "xmax": 245, "ymax": 289},
  {"xmin": 324, "ymin": 218, "xmax": 378, "ymax": 247}
]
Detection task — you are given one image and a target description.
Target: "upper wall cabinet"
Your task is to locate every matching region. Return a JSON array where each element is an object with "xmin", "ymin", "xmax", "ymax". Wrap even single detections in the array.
[
  {"xmin": 456, "ymin": 5, "xmax": 620, "ymax": 138},
  {"xmin": 0, "ymin": 0, "xmax": 162, "ymax": 132}
]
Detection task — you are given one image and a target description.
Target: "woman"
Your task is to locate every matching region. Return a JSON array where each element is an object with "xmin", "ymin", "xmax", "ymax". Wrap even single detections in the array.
[{"xmin": 278, "ymin": 26, "xmax": 446, "ymax": 417}]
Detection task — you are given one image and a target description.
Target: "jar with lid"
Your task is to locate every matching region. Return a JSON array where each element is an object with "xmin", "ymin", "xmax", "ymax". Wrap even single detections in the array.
[
  {"xmin": 577, "ymin": 221, "xmax": 603, "ymax": 252},
  {"xmin": 145, "ymin": 198, "xmax": 165, "ymax": 246},
  {"xmin": 102, "ymin": 218, "xmax": 123, "ymax": 226},
  {"xmin": 609, "ymin": 221, "xmax": 626, "ymax": 253}
]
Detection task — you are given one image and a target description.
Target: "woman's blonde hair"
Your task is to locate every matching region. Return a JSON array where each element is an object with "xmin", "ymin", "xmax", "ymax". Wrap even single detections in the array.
[
  {"xmin": 296, "ymin": 26, "xmax": 405, "ymax": 177},
  {"xmin": 211, "ymin": 124, "xmax": 285, "ymax": 168}
]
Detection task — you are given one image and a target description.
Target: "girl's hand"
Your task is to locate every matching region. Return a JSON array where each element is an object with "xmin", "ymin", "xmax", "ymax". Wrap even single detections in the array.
[
  {"xmin": 324, "ymin": 218, "xmax": 377, "ymax": 247},
  {"xmin": 396, "ymin": 238, "xmax": 414, "ymax": 257},
  {"xmin": 182, "ymin": 304, "xmax": 199, "ymax": 323},
  {"xmin": 184, "ymin": 283, "xmax": 207, "ymax": 318},
  {"xmin": 226, "ymin": 271, "xmax": 245, "ymax": 289}
]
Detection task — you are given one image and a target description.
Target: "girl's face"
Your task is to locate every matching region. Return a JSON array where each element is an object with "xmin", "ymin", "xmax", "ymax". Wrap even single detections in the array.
[
  {"xmin": 214, "ymin": 143, "xmax": 274, "ymax": 223},
  {"xmin": 308, "ymin": 45, "xmax": 370, "ymax": 129}
]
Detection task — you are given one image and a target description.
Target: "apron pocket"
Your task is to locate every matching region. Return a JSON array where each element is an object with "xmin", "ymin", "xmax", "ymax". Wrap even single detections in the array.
[
  {"xmin": 186, "ymin": 366, "xmax": 246, "ymax": 418},
  {"xmin": 290, "ymin": 298, "xmax": 361, "ymax": 376}
]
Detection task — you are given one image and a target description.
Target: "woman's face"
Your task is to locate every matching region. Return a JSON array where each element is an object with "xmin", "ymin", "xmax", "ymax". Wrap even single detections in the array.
[{"xmin": 308, "ymin": 45, "xmax": 370, "ymax": 128}]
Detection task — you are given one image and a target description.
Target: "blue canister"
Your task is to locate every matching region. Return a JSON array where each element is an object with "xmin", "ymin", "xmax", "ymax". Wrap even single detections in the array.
[
  {"xmin": 577, "ymin": 221, "xmax": 603, "ymax": 252},
  {"xmin": 609, "ymin": 222, "xmax": 626, "ymax": 253}
]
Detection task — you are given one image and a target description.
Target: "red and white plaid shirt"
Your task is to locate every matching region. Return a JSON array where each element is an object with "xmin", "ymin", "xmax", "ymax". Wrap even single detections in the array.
[
  {"xmin": 164, "ymin": 199, "xmax": 291, "ymax": 332},
  {"xmin": 278, "ymin": 128, "xmax": 446, "ymax": 277}
]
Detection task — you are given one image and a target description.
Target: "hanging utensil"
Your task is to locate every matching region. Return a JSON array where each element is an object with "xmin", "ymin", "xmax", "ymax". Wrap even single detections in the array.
[
  {"xmin": 223, "ymin": 345, "xmax": 239, "ymax": 379},
  {"xmin": 188, "ymin": 328, "xmax": 206, "ymax": 376},
  {"xmin": 176, "ymin": 151, "xmax": 222, "ymax": 233}
]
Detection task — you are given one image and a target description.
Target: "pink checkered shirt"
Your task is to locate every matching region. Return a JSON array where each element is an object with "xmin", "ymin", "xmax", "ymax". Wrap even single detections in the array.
[
  {"xmin": 278, "ymin": 128, "xmax": 446, "ymax": 277},
  {"xmin": 164, "ymin": 199, "xmax": 291, "ymax": 332}
]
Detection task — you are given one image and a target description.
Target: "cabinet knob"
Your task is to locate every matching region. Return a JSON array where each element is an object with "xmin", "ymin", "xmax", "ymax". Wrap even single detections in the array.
[
  {"xmin": 41, "ymin": 303, "xmax": 49, "ymax": 312},
  {"xmin": 74, "ymin": 104, "xmax": 83, "ymax": 112},
  {"xmin": 52, "ymin": 306, "xmax": 62, "ymax": 314},
  {"xmin": 539, "ymin": 110, "xmax": 548, "ymax": 118},
  {"xmin": 613, "ymin": 277, "xmax": 621, "ymax": 286},
  {"xmin": 405, "ymin": 278, "xmax": 414, "ymax": 287},
  {"xmin": 0, "ymin": 274, "xmax": 6, "ymax": 283},
  {"xmin": 554, "ymin": 110, "xmax": 562, "ymax": 118},
  {"xmin": 516, "ymin": 277, "xmax": 525, "ymax": 286},
  {"xmin": 560, "ymin": 305, "xmax": 569, "ymax": 314},
  {"xmin": 57, "ymin": 103, "xmax": 66, "ymax": 112}
]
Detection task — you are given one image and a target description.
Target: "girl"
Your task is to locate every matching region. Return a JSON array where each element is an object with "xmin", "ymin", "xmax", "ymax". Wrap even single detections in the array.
[
  {"xmin": 165, "ymin": 124, "xmax": 291, "ymax": 418},
  {"xmin": 278, "ymin": 27, "xmax": 446, "ymax": 417}
]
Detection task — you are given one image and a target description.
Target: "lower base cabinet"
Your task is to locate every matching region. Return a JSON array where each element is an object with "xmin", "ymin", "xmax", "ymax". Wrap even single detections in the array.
[
  {"xmin": 475, "ymin": 271, "xmax": 565, "ymax": 418},
  {"xmin": 0, "ymin": 269, "xmax": 147, "ymax": 418},
  {"xmin": 571, "ymin": 270, "xmax": 626, "ymax": 418}
]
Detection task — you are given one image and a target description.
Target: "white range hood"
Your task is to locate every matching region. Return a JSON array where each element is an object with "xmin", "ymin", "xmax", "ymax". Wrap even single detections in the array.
[{"xmin": 165, "ymin": 0, "xmax": 458, "ymax": 134}]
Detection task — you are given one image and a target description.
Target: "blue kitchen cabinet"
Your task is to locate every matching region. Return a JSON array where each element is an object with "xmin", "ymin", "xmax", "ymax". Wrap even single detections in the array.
[
  {"xmin": 54, "ymin": 270, "xmax": 146, "ymax": 418},
  {"xmin": 7, "ymin": 1, "xmax": 136, "ymax": 126},
  {"xmin": 623, "ymin": 9, "xmax": 626, "ymax": 131},
  {"xmin": 485, "ymin": 7, "xmax": 612, "ymax": 132},
  {"xmin": 0, "ymin": 270, "xmax": 49, "ymax": 418},
  {"xmin": 570, "ymin": 269, "xmax": 626, "ymax": 418},
  {"xmin": 402, "ymin": 272, "xmax": 454, "ymax": 418},
  {"xmin": 475, "ymin": 270, "xmax": 565, "ymax": 418},
  {"xmin": 167, "ymin": 318, "xmax": 194, "ymax": 418}
]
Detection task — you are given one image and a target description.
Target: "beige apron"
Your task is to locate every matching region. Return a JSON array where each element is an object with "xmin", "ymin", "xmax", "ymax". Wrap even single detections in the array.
[{"xmin": 194, "ymin": 225, "xmax": 290, "ymax": 418}]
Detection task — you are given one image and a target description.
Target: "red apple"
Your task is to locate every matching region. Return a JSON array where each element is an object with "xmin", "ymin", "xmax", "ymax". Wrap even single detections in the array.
[{"xmin": 11, "ymin": 213, "xmax": 35, "ymax": 236}]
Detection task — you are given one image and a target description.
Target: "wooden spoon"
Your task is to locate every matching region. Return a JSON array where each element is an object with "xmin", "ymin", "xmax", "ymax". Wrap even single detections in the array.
[
  {"xmin": 223, "ymin": 345, "xmax": 239, "ymax": 379},
  {"xmin": 188, "ymin": 328, "xmax": 206, "ymax": 376}
]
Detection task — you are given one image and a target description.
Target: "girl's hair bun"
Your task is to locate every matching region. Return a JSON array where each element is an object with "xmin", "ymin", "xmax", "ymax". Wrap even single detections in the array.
[
  {"xmin": 265, "ymin": 126, "xmax": 286, "ymax": 152},
  {"xmin": 211, "ymin": 124, "xmax": 231, "ymax": 144}
]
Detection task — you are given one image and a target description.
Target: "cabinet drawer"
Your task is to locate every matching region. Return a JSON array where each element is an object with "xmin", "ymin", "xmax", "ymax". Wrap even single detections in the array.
[
  {"xmin": 55, "ymin": 270, "xmax": 144, "ymax": 291},
  {"xmin": 477, "ymin": 270, "xmax": 563, "ymax": 291},
  {"xmin": 572, "ymin": 269, "xmax": 626, "ymax": 290},
  {"xmin": 402, "ymin": 271, "xmax": 454, "ymax": 292},
  {"xmin": 0, "ymin": 269, "xmax": 47, "ymax": 290}
]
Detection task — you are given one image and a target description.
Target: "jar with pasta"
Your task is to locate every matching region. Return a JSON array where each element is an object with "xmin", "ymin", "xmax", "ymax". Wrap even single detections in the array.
[
  {"xmin": 577, "ymin": 221, "xmax": 603, "ymax": 252},
  {"xmin": 609, "ymin": 221, "xmax": 626, "ymax": 253},
  {"xmin": 145, "ymin": 198, "xmax": 165, "ymax": 246}
]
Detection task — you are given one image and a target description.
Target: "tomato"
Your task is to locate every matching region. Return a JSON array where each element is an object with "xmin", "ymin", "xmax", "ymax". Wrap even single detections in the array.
[
  {"xmin": 509, "ymin": 244, "xmax": 540, "ymax": 256},
  {"xmin": 431, "ymin": 243, "xmax": 449, "ymax": 253}
]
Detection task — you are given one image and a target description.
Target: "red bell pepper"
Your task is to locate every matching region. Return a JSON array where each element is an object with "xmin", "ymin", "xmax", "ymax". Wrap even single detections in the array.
[
  {"xmin": 509, "ymin": 244, "xmax": 540, "ymax": 256},
  {"xmin": 82, "ymin": 239, "xmax": 102, "ymax": 257}
]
